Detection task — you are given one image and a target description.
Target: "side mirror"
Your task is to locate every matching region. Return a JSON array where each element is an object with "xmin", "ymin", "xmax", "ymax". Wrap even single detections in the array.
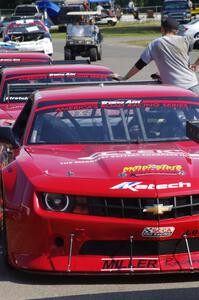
[
  {"xmin": 186, "ymin": 120, "xmax": 199, "ymax": 143},
  {"xmin": 0, "ymin": 127, "xmax": 19, "ymax": 148}
]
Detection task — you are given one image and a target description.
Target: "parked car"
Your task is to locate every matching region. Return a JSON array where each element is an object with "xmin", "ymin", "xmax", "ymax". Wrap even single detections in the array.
[
  {"xmin": 13, "ymin": 4, "xmax": 42, "ymax": 19},
  {"xmin": 161, "ymin": 0, "xmax": 192, "ymax": 23},
  {"xmin": 1, "ymin": 83, "xmax": 199, "ymax": 273},
  {"xmin": 3, "ymin": 19, "xmax": 53, "ymax": 56},
  {"xmin": 178, "ymin": 18, "xmax": 199, "ymax": 37},
  {"xmin": 0, "ymin": 15, "xmax": 44, "ymax": 37},
  {"xmin": 95, "ymin": 13, "xmax": 118, "ymax": 26}
]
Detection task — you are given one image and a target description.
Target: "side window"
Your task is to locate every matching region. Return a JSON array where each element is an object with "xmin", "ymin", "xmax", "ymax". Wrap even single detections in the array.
[{"xmin": 12, "ymin": 98, "xmax": 33, "ymax": 144}]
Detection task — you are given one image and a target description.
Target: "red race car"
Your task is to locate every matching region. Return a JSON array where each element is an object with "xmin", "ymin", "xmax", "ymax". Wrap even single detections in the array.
[
  {"xmin": 0, "ymin": 64, "xmax": 113, "ymax": 126},
  {"xmin": 1, "ymin": 83, "xmax": 199, "ymax": 274}
]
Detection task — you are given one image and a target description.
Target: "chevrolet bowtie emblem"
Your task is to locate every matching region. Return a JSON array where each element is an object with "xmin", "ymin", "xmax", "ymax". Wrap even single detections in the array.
[{"xmin": 143, "ymin": 204, "xmax": 173, "ymax": 215}]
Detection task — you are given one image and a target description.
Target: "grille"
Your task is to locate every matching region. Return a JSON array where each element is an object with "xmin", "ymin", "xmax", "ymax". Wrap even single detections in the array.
[
  {"xmin": 79, "ymin": 238, "xmax": 199, "ymax": 256},
  {"xmin": 85, "ymin": 195, "xmax": 199, "ymax": 220}
]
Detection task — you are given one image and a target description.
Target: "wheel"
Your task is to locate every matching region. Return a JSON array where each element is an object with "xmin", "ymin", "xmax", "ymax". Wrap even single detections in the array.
[
  {"xmin": 2, "ymin": 212, "xmax": 11, "ymax": 268},
  {"xmin": 89, "ymin": 48, "xmax": 97, "ymax": 62},
  {"xmin": 58, "ymin": 25, "xmax": 66, "ymax": 32},
  {"xmin": 107, "ymin": 20, "xmax": 116, "ymax": 26},
  {"xmin": 64, "ymin": 48, "xmax": 71, "ymax": 60},
  {"xmin": 97, "ymin": 45, "xmax": 102, "ymax": 60},
  {"xmin": 194, "ymin": 32, "xmax": 199, "ymax": 38}
]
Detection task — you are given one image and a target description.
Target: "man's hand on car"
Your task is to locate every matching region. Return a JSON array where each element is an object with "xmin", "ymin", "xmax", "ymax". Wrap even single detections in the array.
[{"xmin": 110, "ymin": 73, "xmax": 127, "ymax": 81}]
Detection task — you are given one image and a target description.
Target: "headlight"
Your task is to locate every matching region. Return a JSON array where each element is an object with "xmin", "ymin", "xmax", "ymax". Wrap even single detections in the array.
[
  {"xmin": 40, "ymin": 193, "xmax": 88, "ymax": 214},
  {"xmin": 44, "ymin": 193, "xmax": 70, "ymax": 211}
]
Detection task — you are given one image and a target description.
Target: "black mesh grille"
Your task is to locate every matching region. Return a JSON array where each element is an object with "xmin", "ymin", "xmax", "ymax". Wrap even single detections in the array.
[
  {"xmin": 84, "ymin": 195, "xmax": 199, "ymax": 220},
  {"xmin": 79, "ymin": 238, "xmax": 199, "ymax": 256}
]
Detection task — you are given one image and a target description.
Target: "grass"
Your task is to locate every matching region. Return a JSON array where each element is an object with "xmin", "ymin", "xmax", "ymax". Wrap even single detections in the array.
[
  {"xmin": 51, "ymin": 20, "xmax": 161, "ymax": 41},
  {"xmin": 100, "ymin": 21, "xmax": 161, "ymax": 37}
]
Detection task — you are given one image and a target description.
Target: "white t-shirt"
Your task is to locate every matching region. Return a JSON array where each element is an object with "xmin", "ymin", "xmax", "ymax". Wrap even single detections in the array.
[{"xmin": 141, "ymin": 35, "xmax": 198, "ymax": 89}]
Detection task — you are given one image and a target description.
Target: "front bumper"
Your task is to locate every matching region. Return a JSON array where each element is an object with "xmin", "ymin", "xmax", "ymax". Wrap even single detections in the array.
[{"xmin": 6, "ymin": 202, "xmax": 199, "ymax": 274}]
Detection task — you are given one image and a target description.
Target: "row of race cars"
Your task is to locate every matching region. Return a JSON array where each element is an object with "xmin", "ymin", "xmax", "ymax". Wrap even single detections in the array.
[{"xmin": 1, "ymin": 49, "xmax": 199, "ymax": 275}]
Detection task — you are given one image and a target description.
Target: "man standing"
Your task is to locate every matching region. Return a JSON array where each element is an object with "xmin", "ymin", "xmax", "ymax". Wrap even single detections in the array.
[{"xmin": 112, "ymin": 17, "xmax": 199, "ymax": 94}]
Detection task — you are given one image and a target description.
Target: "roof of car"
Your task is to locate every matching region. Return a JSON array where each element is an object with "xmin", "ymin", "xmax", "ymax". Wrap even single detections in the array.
[
  {"xmin": 34, "ymin": 84, "xmax": 199, "ymax": 103},
  {"xmin": 0, "ymin": 52, "xmax": 51, "ymax": 59},
  {"xmin": 6, "ymin": 19, "xmax": 45, "ymax": 29},
  {"xmin": 2, "ymin": 64, "xmax": 113, "ymax": 75}
]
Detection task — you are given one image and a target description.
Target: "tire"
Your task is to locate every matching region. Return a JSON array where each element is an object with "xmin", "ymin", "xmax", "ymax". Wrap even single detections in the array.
[
  {"xmin": 97, "ymin": 46, "xmax": 102, "ymax": 60},
  {"xmin": 89, "ymin": 48, "xmax": 97, "ymax": 62},
  {"xmin": 58, "ymin": 25, "xmax": 66, "ymax": 32},
  {"xmin": 64, "ymin": 48, "xmax": 71, "ymax": 60},
  {"xmin": 2, "ymin": 213, "xmax": 10, "ymax": 268},
  {"xmin": 194, "ymin": 32, "xmax": 199, "ymax": 38},
  {"xmin": 107, "ymin": 20, "xmax": 116, "ymax": 26}
]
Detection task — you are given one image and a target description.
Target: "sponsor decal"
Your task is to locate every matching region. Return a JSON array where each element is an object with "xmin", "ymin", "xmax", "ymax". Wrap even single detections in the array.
[
  {"xmin": 78, "ymin": 150, "xmax": 198, "ymax": 161},
  {"xmin": 49, "ymin": 72, "xmax": 76, "ymax": 77},
  {"xmin": 123, "ymin": 164, "xmax": 185, "ymax": 176},
  {"xmin": 0, "ymin": 58, "xmax": 20, "ymax": 62},
  {"xmin": 5, "ymin": 96, "xmax": 28, "ymax": 102},
  {"xmin": 164, "ymin": 257, "xmax": 199, "ymax": 267},
  {"xmin": 142, "ymin": 227, "xmax": 175, "ymax": 237},
  {"xmin": 143, "ymin": 204, "xmax": 173, "ymax": 215},
  {"xmin": 110, "ymin": 181, "xmax": 191, "ymax": 192},
  {"xmin": 101, "ymin": 99, "xmax": 142, "ymax": 108},
  {"xmin": 101, "ymin": 257, "xmax": 159, "ymax": 271},
  {"xmin": 56, "ymin": 103, "xmax": 98, "ymax": 112}
]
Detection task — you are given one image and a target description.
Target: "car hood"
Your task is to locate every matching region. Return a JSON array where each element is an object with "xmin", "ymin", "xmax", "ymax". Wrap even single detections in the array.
[
  {"xmin": 0, "ymin": 104, "xmax": 23, "ymax": 124},
  {"xmin": 23, "ymin": 142, "xmax": 199, "ymax": 196}
]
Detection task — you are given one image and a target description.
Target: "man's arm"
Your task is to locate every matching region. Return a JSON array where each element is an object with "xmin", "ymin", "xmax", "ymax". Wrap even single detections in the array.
[
  {"xmin": 111, "ymin": 58, "xmax": 147, "ymax": 80},
  {"xmin": 189, "ymin": 40, "xmax": 199, "ymax": 71}
]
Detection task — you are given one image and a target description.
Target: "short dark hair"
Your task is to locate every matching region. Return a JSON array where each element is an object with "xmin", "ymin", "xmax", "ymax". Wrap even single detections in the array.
[{"xmin": 161, "ymin": 17, "xmax": 179, "ymax": 32}]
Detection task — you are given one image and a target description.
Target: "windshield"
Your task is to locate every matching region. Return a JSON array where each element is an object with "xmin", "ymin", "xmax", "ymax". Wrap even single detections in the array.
[
  {"xmin": 28, "ymin": 99, "xmax": 199, "ymax": 144},
  {"xmin": 2, "ymin": 74, "xmax": 112, "ymax": 103},
  {"xmin": 67, "ymin": 24, "xmax": 94, "ymax": 37},
  {"xmin": 163, "ymin": 1, "xmax": 189, "ymax": 10}
]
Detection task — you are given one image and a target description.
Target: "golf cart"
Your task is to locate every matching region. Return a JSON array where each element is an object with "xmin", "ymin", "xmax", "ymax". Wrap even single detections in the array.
[{"xmin": 64, "ymin": 11, "xmax": 102, "ymax": 62}]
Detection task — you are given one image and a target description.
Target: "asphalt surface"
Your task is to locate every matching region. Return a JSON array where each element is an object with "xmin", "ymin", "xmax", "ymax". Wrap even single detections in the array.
[
  {"xmin": 53, "ymin": 35, "xmax": 199, "ymax": 81},
  {"xmin": 1, "ymin": 36, "xmax": 199, "ymax": 300}
]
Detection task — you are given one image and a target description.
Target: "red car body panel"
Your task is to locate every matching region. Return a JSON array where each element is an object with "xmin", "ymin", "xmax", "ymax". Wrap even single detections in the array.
[{"xmin": 2, "ymin": 84, "xmax": 199, "ymax": 274}]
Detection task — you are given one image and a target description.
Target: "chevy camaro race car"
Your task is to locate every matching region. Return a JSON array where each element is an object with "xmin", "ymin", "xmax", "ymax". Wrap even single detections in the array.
[
  {"xmin": 0, "ymin": 64, "xmax": 113, "ymax": 125},
  {"xmin": 2, "ymin": 19, "xmax": 53, "ymax": 56},
  {"xmin": 1, "ymin": 83, "xmax": 199, "ymax": 273}
]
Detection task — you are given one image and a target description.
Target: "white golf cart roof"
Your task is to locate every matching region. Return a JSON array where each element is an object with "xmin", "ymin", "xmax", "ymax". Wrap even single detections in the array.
[{"xmin": 66, "ymin": 11, "xmax": 100, "ymax": 16}]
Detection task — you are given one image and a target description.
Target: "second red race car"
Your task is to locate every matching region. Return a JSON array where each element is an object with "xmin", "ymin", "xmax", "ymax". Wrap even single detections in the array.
[{"xmin": 0, "ymin": 63, "xmax": 113, "ymax": 126}]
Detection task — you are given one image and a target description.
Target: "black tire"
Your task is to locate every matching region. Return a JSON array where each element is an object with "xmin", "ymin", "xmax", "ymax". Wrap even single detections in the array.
[
  {"xmin": 64, "ymin": 48, "xmax": 71, "ymax": 60},
  {"xmin": 89, "ymin": 48, "xmax": 97, "ymax": 62},
  {"xmin": 107, "ymin": 20, "xmax": 116, "ymax": 26},
  {"xmin": 194, "ymin": 32, "xmax": 199, "ymax": 38},
  {"xmin": 58, "ymin": 25, "xmax": 66, "ymax": 32},
  {"xmin": 2, "ymin": 213, "xmax": 11, "ymax": 268},
  {"xmin": 97, "ymin": 46, "xmax": 102, "ymax": 60}
]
